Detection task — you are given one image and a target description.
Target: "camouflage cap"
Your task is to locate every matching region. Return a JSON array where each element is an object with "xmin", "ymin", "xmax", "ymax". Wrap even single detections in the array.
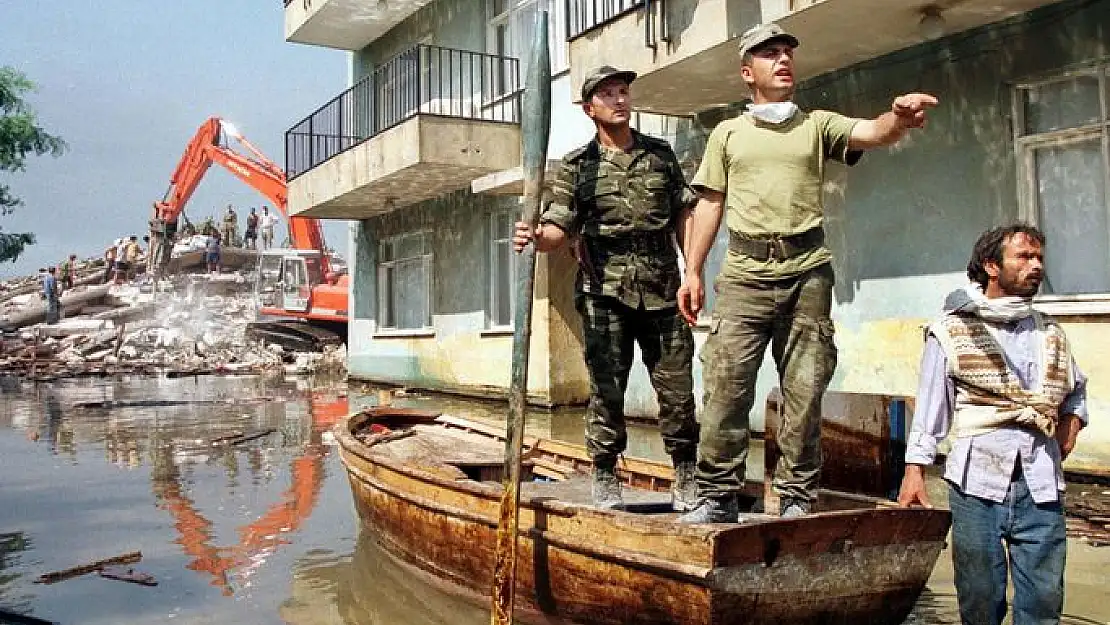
[
  {"xmin": 737, "ymin": 23, "xmax": 799, "ymax": 59},
  {"xmin": 580, "ymin": 65, "xmax": 637, "ymax": 101}
]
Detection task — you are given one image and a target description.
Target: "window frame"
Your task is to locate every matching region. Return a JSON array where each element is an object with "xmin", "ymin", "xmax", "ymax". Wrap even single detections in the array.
[
  {"xmin": 1012, "ymin": 65, "xmax": 1110, "ymax": 310},
  {"xmin": 487, "ymin": 0, "xmax": 570, "ymax": 76},
  {"xmin": 486, "ymin": 208, "xmax": 517, "ymax": 330},
  {"xmin": 376, "ymin": 231, "xmax": 434, "ymax": 332}
]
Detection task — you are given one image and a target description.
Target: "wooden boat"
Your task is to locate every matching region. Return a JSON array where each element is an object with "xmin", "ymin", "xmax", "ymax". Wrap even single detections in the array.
[{"xmin": 335, "ymin": 407, "xmax": 951, "ymax": 625}]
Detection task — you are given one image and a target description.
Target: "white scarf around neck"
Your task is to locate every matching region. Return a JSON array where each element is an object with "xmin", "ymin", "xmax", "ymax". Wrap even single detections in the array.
[{"xmin": 962, "ymin": 284, "xmax": 1035, "ymax": 323}]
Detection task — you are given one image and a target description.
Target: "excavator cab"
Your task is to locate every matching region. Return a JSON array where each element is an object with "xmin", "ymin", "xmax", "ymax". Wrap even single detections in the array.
[
  {"xmin": 249, "ymin": 249, "xmax": 344, "ymax": 352},
  {"xmin": 255, "ymin": 249, "xmax": 321, "ymax": 313}
]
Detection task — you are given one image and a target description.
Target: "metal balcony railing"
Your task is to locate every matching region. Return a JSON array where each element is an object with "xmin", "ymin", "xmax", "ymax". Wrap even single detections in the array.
[
  {"xmin": 565, "ymin": 0, "xmax": 645, "ymax": 41},
  {"xmin": 285, "ymin": 45, "xmax": 521, "ymax": 180}
]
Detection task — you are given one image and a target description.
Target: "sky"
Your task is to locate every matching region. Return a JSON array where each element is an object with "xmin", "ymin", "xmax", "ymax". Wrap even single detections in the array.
[{"xmin": 0, "ymin": 1, "xmax": 347, "ymax": 279}]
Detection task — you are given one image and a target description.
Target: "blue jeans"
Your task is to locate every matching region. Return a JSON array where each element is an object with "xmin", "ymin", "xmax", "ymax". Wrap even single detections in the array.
[{"xmin": 948, "ymin": 470, "xmax": 1067, "ymax": 625}]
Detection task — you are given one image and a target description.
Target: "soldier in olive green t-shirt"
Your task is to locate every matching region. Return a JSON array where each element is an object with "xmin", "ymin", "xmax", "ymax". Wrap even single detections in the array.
[{"xmin": 677, "ymin": 23, "xmax": 938, "ymax": 524}]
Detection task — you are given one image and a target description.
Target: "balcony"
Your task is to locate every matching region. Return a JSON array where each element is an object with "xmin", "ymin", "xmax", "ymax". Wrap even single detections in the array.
[
  {"xmin": 567, "ymin": 0, "xmax": 1068, "ymax": 116},
  {"xmin": 286, "ymin": 45, "xmax": 523, "ymax": 220},
  {"xmin": 284, "ymin": 0, "xmax": 435, "ymax": 50}
]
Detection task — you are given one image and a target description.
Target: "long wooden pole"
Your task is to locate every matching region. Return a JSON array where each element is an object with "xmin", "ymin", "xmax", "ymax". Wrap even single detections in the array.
[{"xmin": 490, "ymin": 11, "xmax": 551, "ymax": 625}]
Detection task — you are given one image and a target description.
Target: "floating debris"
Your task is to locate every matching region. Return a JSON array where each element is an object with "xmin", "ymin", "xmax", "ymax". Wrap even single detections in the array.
[{"xmin": 34, "ymin": 551, "xmax": 143, "ymax": 585}]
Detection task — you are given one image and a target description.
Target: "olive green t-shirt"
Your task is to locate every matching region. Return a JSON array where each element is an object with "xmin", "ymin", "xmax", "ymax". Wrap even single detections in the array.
[{"xmin": 691, "ymin": 110, "xmax": 860, "ymax": 281}]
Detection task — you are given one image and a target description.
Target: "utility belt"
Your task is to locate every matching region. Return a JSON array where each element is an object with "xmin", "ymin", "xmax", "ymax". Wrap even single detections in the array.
[
  {"xmin": 728, "ymin": 227, "xmax": 825, "ymax": 262},
  {"xmin": 590, "ymin": 231, "xmax": 674, "ymax": 256}
]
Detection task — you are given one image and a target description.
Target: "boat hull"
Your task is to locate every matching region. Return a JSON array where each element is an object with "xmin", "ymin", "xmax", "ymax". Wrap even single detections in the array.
[{"xmin": 336, "ymin": 413, "xmax": 950, "ymax": 625}]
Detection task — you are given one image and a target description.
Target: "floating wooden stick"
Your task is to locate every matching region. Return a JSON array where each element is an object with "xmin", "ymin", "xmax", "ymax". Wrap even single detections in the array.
[
  {"xmin": 211, "ymin": 428, "xmax": 275, "ymax": 447},
  {"xmin": 34, "ymin": 551, "xmax": 142, "ymax": 584}
]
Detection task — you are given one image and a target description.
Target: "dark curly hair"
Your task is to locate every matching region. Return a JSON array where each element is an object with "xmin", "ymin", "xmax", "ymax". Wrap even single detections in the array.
[{"xmin": 966, "ymin": 223, "xmax": 1046, "ymax": 290}]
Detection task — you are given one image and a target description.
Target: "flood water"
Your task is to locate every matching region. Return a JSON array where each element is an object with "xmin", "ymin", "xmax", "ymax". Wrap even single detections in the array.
[{"xmin": 0, "ymin": 375, "xmax": 1105, "ymax": 625}]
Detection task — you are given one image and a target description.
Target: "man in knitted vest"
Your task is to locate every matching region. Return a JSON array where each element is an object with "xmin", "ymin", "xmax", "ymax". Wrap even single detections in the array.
[{"xmin": 898, "ymin": 224, "xmax": 1088, "ymax": 625}]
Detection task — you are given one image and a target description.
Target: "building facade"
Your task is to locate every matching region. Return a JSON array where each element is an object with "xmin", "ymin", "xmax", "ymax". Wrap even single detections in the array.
[{"xmin": 284, "ymin": 0, "xmax": 1109, "ymax": 469}]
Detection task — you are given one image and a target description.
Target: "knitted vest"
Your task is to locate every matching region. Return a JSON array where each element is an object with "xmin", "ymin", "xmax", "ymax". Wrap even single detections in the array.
[{"xmin": 930, "ymin": 312, "xmax": 1073, "ymax": 438}]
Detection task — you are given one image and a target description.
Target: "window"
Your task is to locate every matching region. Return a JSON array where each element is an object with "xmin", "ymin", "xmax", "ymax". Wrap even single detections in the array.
[
  {"xmin": 377, "ymin": 232, "xmax": 433, "ymax": 330},
  {"xmin": 1015, "ymin": 68, "xmax": 1110, "ymax": 295},
  {"xmin": 487, "ymin": 210, "xmax": 517, "ymax": 328},
  {"xmin": 488, "ymin": 0, "xmax": 569, "ymax": 76}
]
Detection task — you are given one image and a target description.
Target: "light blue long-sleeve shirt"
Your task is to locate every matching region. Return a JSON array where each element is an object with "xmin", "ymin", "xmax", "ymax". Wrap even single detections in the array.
[{"xmin": 905, "ymin": 315, "xmax": 1088, "ymax": 504}]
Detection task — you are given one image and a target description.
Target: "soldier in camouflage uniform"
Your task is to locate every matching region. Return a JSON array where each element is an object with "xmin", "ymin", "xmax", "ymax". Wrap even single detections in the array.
[{"xmin": 514, "ymin": 66, "xmax": 699, "ymax": 510}]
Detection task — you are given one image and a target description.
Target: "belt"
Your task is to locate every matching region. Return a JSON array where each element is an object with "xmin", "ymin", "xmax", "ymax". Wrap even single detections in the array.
[
  {"xmin": 728, "ymin": 227, "xmax": 825, "ymax": 262},
  {"xmin": 589, "ymin": 232, "xmax": 674, "ymax": 256}
]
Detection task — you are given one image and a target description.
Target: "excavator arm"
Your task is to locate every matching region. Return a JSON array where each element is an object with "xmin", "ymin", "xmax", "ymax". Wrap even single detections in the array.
[{"xmin": 153, "ymin": 117, "xmax": 331, "ymax": 276}]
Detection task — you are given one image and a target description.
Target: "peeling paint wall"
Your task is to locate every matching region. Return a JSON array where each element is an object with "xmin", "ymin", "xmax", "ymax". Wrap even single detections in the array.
[{"xmin": 776, "ymin": 0, "xmax": 1110, "ymax": 465}]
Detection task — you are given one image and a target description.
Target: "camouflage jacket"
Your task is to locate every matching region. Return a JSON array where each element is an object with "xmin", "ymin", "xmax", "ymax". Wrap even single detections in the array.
[{"xmin": 541, "ymin": 131, "xmax": 695, "ymax": 310}]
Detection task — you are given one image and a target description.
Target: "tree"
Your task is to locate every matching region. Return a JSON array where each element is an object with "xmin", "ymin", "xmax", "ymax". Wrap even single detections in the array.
[{"xmin": 1, "ymin": 67, "xmax": 66, "ymax": 262}]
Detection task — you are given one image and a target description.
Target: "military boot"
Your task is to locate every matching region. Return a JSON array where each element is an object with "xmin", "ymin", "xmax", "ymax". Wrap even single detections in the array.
[
  {"xmin": 670, "ymin": 459, "xmax": 698, "ymax": 512},
  {"xmin": 677, "ymin": 495, "xmax": 739, "ymax": 524},
  {"xmin": 592, "ymin": 464, "xmax": 623, "ymax": 509}
]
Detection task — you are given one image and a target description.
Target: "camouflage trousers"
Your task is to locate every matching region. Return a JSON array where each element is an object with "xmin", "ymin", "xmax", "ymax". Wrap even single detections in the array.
[
  {"xmin": 696, "ymin": 263, "xmax": 837, "ymax": 503},
  {"xmin": 575, "ymin": 293, "xmax": 698, "ymax": 468}
]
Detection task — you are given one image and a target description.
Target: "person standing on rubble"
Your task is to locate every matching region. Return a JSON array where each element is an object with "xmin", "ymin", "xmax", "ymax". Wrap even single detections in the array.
[
  {"xmin": 42, "ymin": 267, "xmax": 61, "ymax": 325},
  {"xmin": 259, "ymin": 206, "xmax": 277, "ymax": 250},
  {"xmin": 103, "ymin": 240, "xmax": 119, "ymax": 284},
  {"xmin": 125, "ymin": 235, "xmax": 143, "ymax": 281},
  {"xmin": 221, "ymin": 204, "xmax": 238, "ymax": 248},
  {"xmin": 244, "ymin": 207, "xmax": 259, "ymax": 250},
  {"xmin": 206, "ymin": 232, "xmax": 222, "ymax": 274},
  {"xmin": 512, "ymin": 66, "xmax": 700, "ymax": 511},
  {"xmin": 59, "ymin": 254, "xmax": 78, "ymax": 291},
  {"xmin": 112, "ymin": 238, "xmax": 131, "ymax": 284}
]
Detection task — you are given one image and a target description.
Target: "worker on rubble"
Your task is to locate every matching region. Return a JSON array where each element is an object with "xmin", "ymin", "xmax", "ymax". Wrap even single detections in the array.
[
  {"xmin": 125, "ymin": 236, "xmax": 143, "ymax": 281},
  {"xmin": 206, "ymin": 232, "xmax": 222, "ymax": 274},
  {"xmin": 244, "ymin": 207, "xmax": 259, "ymax": 250},
  {"xmin": 259, "ymin": 206, "xmax": 277, "ymax": 250},
  {"xmin": 42, "ymin": 267, "xmax": 61, "ymax": 325},
  {"xmin": 59, "ymin": 254, "xmax": 78, "ymax": 291},
  {"xmin": 221, "ymin": 204, "xmax": 238, "ymax": 248},
  {"xmin": 112, "ymin": 238, "xmax": 131, "ymax": 285},
  {"xmin": 103, "ymin": 240, "xmax": 119, "ymax": 284}
]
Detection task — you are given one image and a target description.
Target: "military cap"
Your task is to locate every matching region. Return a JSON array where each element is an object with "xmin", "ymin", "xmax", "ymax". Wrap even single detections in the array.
[
  {"xmin": 737, "ymin": 23, "xmax": 799, "ymax": 59},
  {"xmin": 580, "ymin": 65, "xmax": 637, "ymax": 101}
]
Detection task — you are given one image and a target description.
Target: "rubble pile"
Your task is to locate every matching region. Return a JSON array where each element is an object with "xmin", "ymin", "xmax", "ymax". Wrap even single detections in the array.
[
  {"xmin": 1, "ymin": 272, "xmax": 346, "ymax": 381},
  {"xmin": 0, "ymin": 258, "xmax": 105, "ymax": 300}
]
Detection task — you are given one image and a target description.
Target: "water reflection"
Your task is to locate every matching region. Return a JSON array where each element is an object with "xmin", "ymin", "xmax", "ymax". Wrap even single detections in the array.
[
  {"xmin": 0, "ymin": 377, "xmax": 1105, "ymax": 625},
  {"xmin": 0, "ymin": 532, "xmax": 33, "ymax": 616},
  {"xmin": 145, "ymin": 387, "xmax": 346, "ymax": 596},
  {"xmin": 284, "ymin": 531, "xmax": 491, "ymax": 625}
]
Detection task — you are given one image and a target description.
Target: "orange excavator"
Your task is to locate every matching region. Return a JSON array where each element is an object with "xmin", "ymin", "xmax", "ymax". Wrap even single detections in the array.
[{"xmin": 153, "ymin": 117, "xmax": 349, "ymax": 349}]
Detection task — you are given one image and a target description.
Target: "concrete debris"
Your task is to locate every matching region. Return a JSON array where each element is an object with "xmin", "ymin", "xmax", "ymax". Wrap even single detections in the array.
[{"xmin": 0, "ymin": 267, "xmax": 346, "ymax": 381}]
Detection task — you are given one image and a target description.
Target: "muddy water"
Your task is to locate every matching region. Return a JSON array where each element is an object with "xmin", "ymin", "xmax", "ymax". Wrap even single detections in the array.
[{"xmin": 0, "ymin": 376, "xmax": 1104, "ymax": 625}]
